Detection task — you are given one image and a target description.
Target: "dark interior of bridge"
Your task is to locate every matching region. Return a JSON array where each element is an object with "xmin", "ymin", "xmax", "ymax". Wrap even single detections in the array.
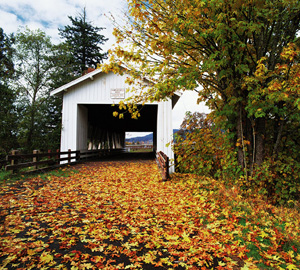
[{"xmin": 84, "ymin": 104, "xmax": 158, "ymax": 150}]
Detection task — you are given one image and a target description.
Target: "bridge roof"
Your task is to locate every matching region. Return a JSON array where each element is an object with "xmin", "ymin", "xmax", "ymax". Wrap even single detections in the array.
[
  {"xmin": 50, "ymin": 67, "xmax": 181, "ymax": 108},
  {"xmin": 50, "ymin": 68, "xmax": 103, "ymax": 96}
]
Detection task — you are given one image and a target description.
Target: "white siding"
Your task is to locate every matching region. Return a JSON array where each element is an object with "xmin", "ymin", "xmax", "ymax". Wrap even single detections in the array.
[
  {"xmin": 77, "ymin": 105, "xmax": 88, "ymax": 150},
  {"xmin": 157, "ymin": 100, "xmax": 175, "ymax": 173},
  {"xmin": 64, "ymin": 72, "xmax": 142, "ymax": 104},
  {"xmin": 60, "ymin": 100, "xmax": 77, "ymax": 152}
]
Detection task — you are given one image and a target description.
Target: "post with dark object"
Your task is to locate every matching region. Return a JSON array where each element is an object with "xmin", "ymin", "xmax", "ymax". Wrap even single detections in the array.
[
  {"xmin": 33, "ymin": 150, "xmax": 39, "ymax": 170},
  {"xmin": 164, "ymin": 153, "xmax": 169, "ymax": 180},
  {"xmin": 68, "ymin": 149, "xmax": 71, "ymax": 164},
  {"xmin": 11, "ymin": 150, "xmax": 18, "ymax": 174}
]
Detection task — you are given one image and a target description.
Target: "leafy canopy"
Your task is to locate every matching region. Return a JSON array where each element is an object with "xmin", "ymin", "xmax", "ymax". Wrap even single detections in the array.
[
  {"xmin": 13, "ymin": 27, "xmax": 61, "ymax": 152},
  {"xmin": 108, "ymin": 0, "xmax": 300, "ymax": 175}
]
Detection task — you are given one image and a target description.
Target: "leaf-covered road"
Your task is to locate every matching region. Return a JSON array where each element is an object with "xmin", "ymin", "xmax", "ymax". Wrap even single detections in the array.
[{"xmin": 1, "ymin": 160, "xmax": 299, "ymax": 269}]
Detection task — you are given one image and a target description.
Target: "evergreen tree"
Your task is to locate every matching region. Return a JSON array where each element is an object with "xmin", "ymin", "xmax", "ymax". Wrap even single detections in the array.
[
  {"xmin": 0, "ymin": 28, "xmax": 18, "ymax": 157},
  {"xmin": 59, "ymin": 8, "xmax": 108, "ymax": 74}
]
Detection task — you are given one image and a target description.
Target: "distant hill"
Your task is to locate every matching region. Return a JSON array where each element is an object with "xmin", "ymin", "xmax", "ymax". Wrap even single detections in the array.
[
  {"xmin": 126, "ymin": 129, "xmax": 180, "ymax": 143},
  {"xmin": 126, "ymin": 133, "xmax": 153, "ymax": 143}
]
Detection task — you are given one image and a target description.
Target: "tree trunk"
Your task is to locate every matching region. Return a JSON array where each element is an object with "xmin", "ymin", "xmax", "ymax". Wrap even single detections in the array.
[
  {"xmin": 237, "ymin": 105, "xmax": 245, "ymax": 168},
  {"xmin": 254, "ymin": 117, "xmax": 265, "ymax": 166},
  {"xmin": 273, "ymin": 119, "xmax": 284, "ymax": 157}
]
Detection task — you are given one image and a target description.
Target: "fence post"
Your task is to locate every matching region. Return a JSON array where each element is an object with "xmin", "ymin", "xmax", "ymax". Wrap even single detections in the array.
[
  {"xmin": 68, "ymin": 149, "xmax": 71, "ymax": 164},
  {"xmin": 33, "ymin": 150, "xmax": 39, "ymax": 170},
  {"xmin": 10, "ymin": 150, "xmax": 19, "ymax": 174},
  {"xmin": 76, "ymin": 150, "xmax": 80, "ymax": 162}
]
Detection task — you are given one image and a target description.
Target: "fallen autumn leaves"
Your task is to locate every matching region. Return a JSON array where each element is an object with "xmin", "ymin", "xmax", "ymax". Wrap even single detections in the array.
[{"xmin": 0, "ymin": 160, "xmax": 299, "ymax": 269}]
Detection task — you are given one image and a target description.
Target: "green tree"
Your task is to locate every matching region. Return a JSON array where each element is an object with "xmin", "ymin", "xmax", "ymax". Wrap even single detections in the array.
[
  {"xmin": 173, "ymin": 112, "xmax": 233, "ymax": 178},
  {"xmin": 0, "ymin": 28, "xmax": 18, "ymax": 157},
  {"xmin": 14, "ymin": 27, "xmax": 61, "ymax": 152},
  {"xmin": 48, "ymin": 42, "xmax": 78, "ymax": 88},
  {"xmin": 109, "ymin": 0, "xmax": 300, "ymax": 175},
  {"xmin": 59, "ymin": 8, "xmax": 108, "ymax": 74}
]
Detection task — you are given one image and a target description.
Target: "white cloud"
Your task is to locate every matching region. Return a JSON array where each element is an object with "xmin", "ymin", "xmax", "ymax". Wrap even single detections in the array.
[{"xmin": 0, "ymin": 10, "xmax": 21, "ymax": 33}]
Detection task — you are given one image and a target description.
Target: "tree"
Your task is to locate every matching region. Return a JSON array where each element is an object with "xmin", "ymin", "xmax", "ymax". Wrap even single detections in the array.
[
  {"xmin": 173, "ymin": 112, "xmax": 231, "ymax": 178},
  {"xmin": 59, "ymin": 8, "xmax": 108, "ymax": 74},
  {"xmin": 48, "ymin": 42, "xmax": 79, "ymax": 88},
  {"xmin": 179, "ymin": 112, "xmax": 210, "ymax": 132},
  {"xmin": 108, "ymin": 0, "xmax": 300, "ymax": 176},
  {"xmin": 0, "ymin": 28, "xmax": 18, "ymax": 156},
  {"xmin": 14, "ymin": 27, "xmax": 61, "ymax": 152}
]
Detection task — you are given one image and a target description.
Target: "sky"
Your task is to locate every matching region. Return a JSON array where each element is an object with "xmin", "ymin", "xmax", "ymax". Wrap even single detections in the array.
[{"xmin": 0, "ymin": 0, "xmax": 209, "ymax": 137}]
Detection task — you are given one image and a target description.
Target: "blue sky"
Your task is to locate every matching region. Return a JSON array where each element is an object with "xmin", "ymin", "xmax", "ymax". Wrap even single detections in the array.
[{"xmin": 0, "ymin": 0, "xmax": 209, "ymax": 134}]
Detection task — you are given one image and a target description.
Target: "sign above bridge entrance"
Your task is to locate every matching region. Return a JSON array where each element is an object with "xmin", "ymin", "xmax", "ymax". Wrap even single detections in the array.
[{"xmin": 111, "ymin": 88, "xmax": 125, "ymax": 99}]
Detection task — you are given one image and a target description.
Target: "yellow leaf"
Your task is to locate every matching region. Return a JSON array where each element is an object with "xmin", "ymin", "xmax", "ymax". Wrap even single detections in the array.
[
  {"xmin": 287, "ymin": 264, "xmax": 298, "ymax": 270},
  {"xmin": 259, "ymin": 230, "xmax": 268, "ymax": 238},
  {"xmin": 288, "ymin": 250, "xmax": 295, "ymax": 258},
  {"xmin": 40, "ymin": 252, "xmax": 53, "ymax": 264},
  {"xmin": 218, "ymin": 261, "xmax": 226, "ymax": 266},
  {"xmin": 182, "ymin": 231, "xmax": 191, "ymax": 242},
  {"xmin": 27, "ymin": 249, "xmax": 36, "ymax": 256}
]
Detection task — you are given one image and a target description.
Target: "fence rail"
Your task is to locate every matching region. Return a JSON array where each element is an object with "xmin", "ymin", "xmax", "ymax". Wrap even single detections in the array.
[
  {"xmin": 3, "ymin": 149, "xmax": 169, "ymax": 178},
  {"xmin": 4, "ymin": 148, "xmax": 124, "ymax": 174},
  {"xmin": 157, "ymin": 151, "xmax": 169, "ymax": 181}
]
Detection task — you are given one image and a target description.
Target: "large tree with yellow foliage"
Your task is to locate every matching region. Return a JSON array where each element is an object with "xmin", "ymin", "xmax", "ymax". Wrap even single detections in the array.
[{"xmin": 108, "ymin": 0, "xmax": 300, "ymax": 186}]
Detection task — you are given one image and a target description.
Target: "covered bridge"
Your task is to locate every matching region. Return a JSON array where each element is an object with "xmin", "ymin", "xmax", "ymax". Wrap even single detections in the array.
[{"xmin": 51, "ymin": 68, "xmax": 180, "ymax": 173}]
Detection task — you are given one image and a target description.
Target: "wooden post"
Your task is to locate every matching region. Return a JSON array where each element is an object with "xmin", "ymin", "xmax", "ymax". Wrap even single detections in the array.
[
  {"xmin": 76, "ymin": 150, "xmax": 80, "ymax": 162},
  {"xmin": 165, "ymin": 155, "xmax": 169, "ymax": 179},
  {"xmin": 10, "ymin": 150, "xmax": 18, "ymax": 174},
  {"xmin": 33, "ymin": 150, "xmax": 39, "ymax": 170},
  {"xmin": 68, "ymin": 149, "xmax": 71, "ymax": 164}
]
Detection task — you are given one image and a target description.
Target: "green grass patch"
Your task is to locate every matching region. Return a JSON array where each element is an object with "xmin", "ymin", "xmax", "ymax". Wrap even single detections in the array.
[
  {"xmin": 0, "ymin": 166, "xmax": 78, "ymax": 186},
  {"xmin": 0, "ymin": 169, "xmax": 26, "ymax": 185}
]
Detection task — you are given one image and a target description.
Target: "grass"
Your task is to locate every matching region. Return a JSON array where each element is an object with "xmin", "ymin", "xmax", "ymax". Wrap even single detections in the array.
[
  {"xmin": 0, "ymin": 166, "xmax": 78, "ymax": 186},
  {"xmin": 127, "ymin": 148, "xmax": 153, "ymax": 153}
]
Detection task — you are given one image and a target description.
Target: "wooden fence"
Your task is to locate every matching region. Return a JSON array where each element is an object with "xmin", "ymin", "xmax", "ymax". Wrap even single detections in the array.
[
  {"xmin": 157, "ymin": 151, "xmax": 169, "ymax": 181},
  {"xmin": 4, "ymin": 148, "xmax": 125, "ymax": 174},
  {"xmin": 3, "ymin": 148, "xmax": 169, "ymax": 179}
]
